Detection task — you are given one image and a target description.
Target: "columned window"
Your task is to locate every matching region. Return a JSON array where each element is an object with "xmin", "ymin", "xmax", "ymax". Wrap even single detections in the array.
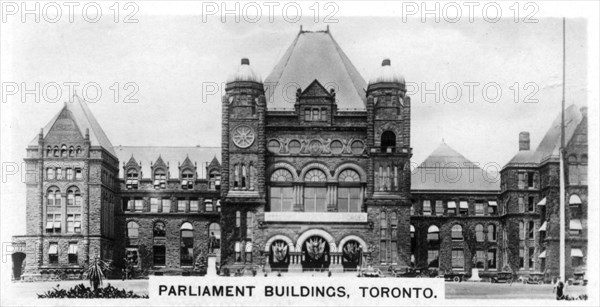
[
  {"xmin": 154, "ymin": 169, "xmax": 166, "ymax": 189},
  {"xmin": 181, "ymin": 169, "xmax": 194, "ymax": 189},
  {"xmin": 126, "ymin": 169, "xmax": 138, "ymax": 189},
  {"xmin": 47, "ymin": 187, "xmax": 61, "ymax": 207},
  {"xmin": 67, "ymin": 187, "xmax": 81, "ymax": 206}
]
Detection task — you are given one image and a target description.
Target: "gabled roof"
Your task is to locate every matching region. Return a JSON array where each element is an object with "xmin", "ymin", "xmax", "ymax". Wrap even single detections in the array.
[
  {"xmin": 411, "ymin": 142, "xmax": 500, "ymax": 192},
  {"xmin": 30, "ymin": 95, "xmax": 116, "ymax": 156},
  {"xmin": 506, "ymin": 104, "xmax": 584, "ymax": 166},
  {"xmin": 115, "ymin": 146, "xmax": 220, "ymax": 179},
  {"xmin": 264, "ymin": 29, "xmax": 367, "ymax": 110}
]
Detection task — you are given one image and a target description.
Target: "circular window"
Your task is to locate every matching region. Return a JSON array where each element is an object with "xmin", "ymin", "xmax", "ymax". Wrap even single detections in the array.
[
  {"xmin": 330, "ymin": 140, "xmax": 343, "ymax": 154},
  {"xmin": 351, "ymin": 141, "xmax": 365, "ymax": 155},
  {"xmin": 267, "ymin": 140, "xmax": 280, "ymax": 153},
  {"xmin": 288, "ymin": 140, "xmax": 301, "ymax": 154},
  {"xmin": 232, "ymin": 125, "xmax": 255, "ymax": 148}
]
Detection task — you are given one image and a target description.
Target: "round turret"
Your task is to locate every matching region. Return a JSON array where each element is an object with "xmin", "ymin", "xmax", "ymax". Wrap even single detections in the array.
[
  {"xmin": 226, "ymin": 58, "xmax": 262, "ymax": 84},
  {"xmin": 368, "ymin": 58, "xmax": 405, "ymax": 85}
]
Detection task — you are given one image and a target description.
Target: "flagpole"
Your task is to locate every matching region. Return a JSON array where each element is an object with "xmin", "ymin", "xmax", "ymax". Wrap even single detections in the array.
[{"xmin": 559, "ymin": 17, "xmax": 566, "ymax": 283}]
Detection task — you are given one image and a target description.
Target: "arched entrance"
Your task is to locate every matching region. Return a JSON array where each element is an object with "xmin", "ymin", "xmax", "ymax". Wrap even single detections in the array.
[
  {"xmin": 12, "ymin": 253, "xmax": 25, "ymax": 280},
  {"xmin": 341, "ymin": 240, "xmax": 362, "ymax": 270},
  {"xmin": 268, "ymin": 239, "xmax": 291, "ymax": 272},
  {"xmin": 301, "ymin": 236, "xmax": 330, "ymax": 271}
]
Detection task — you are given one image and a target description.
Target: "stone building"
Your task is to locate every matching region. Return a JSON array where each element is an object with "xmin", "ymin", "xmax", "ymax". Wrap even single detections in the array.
[{"xmin": 11, "ymin": 28, "xmax": 587, "ymax": 281}]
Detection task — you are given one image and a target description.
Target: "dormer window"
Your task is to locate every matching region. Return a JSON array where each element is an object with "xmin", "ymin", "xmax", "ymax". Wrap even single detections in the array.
[
  {"xmin": 181, "ymin": 169, "xmax": 194, "ymax": 189},
  {"xmin": 154, "ymin": 169, "xmax": 166, "ymax": 189},
  {"xmin": 126, "ymin": 169, "xmax": 139, "ymax": 189},
  {"xmin": 60, "ymin": 145, "xmax": 67, "ymax": 157},
  {"xmin": 209, "ymin": 170, "xmax": 221, "ymax": 190}
]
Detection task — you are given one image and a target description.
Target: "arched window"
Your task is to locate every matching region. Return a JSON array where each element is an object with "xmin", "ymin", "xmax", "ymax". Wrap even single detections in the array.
[
  {"xmin": 76, "ymin": 146, "xmax": 82, "ymax": 156},
  {"xmin": 46, "ymin": 146, "xmax": 52, "ymax": 157},
  {"xmin": 47, "ymin": 187, "xmax": 60, "ymax": 207},
  {"xmin": 488, "ymin": 224, "xmax": 497, "ymax": 242},
  {"xmin": 451, "ymin": 225, "xmax": 463, "ymax": 241},
  {"xmin": 270, "ymin": 169, "xmax": 294, "ymax": 212},
  {"xmin": 154, "ymin": 169, "xmax": 166, "ymax": 189},
  {"xmin": 235, "ymin": 211, "xmax": 241, "ymax": 228},
  {"xmin": 519, "ymin": 221, "xmax": 525, "ymax": 240},
  {"xmin": 338, "ymin": 169, "xmax": 360, "ymax": 182},
  {"xmin": 127, "ymin": 221, "xmax": 139, "ymax": 239},
  {"xmin": 381, "ymin": 131, "xmax": 396, "ymax": 153},
  {"xmin": 153, "ymin": 221, "xmax": 166, "ymax": 237},
  {"xmin": 208, "ymin": 223, "xmax": 221, "ymax": 253},
  {"xmin": 180, "ymin": 222, "xmax": 194, "ymax": 266},
  {"xmin": 67, "ymin": 187, "xmax": 81, "ymax": 206},
  {"xmin": 304, "ymin": 169, "xmax": 327, "ymax": 182},
  {"xmin": 304, "ymin": 169, "xmax": 327, "ymax": 212},
  {"xmin": 338, "ymin": 169, "xmax": 362, "ymax": 212},
  {"xmin": 475, "ymin": 224, "xmax": 484, "ymax": 242},
  {"xmin": 181, "ymin": 169, "xmax": 194, "ymax": 189},
  {"xmin": 53, "ymin": 146, "xmax": 59, "ymax": 157},
  {"xmin": 241, "ymin": 164, "xmax": 247, "ymax": 188},
  {"xmin": 60, "ymin": 145, "xmax": 67, "ymax": 157},
  {"xmin": 427, "ymin": 225, "xmax": 440, "ymax": 241},
  {"xmin": 69, "ymin": 146, "xmax": 75, "ymax": 157},
  {"xmin": 527, "ymin": 221, "xmax": 534, "ymax": 240}
]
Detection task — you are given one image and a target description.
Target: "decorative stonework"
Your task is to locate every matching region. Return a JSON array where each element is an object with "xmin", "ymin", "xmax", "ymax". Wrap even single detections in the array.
[{"xmin": 267, "ymin": 137, "xmax": 366, "ymax": 156}]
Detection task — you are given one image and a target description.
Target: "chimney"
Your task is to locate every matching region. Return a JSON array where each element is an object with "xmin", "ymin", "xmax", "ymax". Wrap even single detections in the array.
[
  {"xmin": 382, "ymin": 59, "xmax": 391, "ymax": 66},
  {"xmin": 580, "ymin": 106, "xmax": 587, "ymax": 118},
  {"xmin": 519, "ymin": 131, "xmax": 530, "ymax": 151},
  {"xmin": 241, "ymin": 58, "xmax": 250, "ymax": 65}
]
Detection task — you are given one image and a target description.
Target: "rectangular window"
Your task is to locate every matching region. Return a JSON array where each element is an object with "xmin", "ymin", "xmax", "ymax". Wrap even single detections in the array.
[
  {"xmin": 205, "ymin": 200, "xmax": 213, "ymax": 212},
  {"xmin": 528, "ymin": 247, "xmax": 535, "ymax": 270},
  {"xmin": 519, "ymin": 248, "xmax": 524, "ymax": 268},
  {"xmin": 451, "ymin": 249, "xmax": 464, "ymax": 269},
  {"xmin": 68, "ymin": 243, "xmax": 78, "ymax": 264},
  {"xmin": 304, "ymin": 187, "xmax": 327, "ymax": 212},
  {"xmin": 488, "ymin": 249, "xmax": 497, "ymax": 269},
  {"xmin": 246, "ymin": 212, "xmax": 254, "ymax": 240},
  {"xmin": 48, "ymin": 243, "xmax": 59, "ymax": 264},
  {"xmin": 304, "ymin": 109, "xmax": 311, "ymax": 121},
  {"xmin": 312, "ymin": 109, "xmax": 320, "ymax": 121},
  {"xmin": 46, "ymin": 214, "xmax": 61, "ymax": 233},
  {"xmin": 423, "ymin": 200, "xmax": 432, "ymax": 215},
  {"xmin": 475, "ymin": 250, "xmax": 486, "ymax": 268},
  {"xmin": 391, "ymin": 241, "xmax": 398, "ymax": 264},
  {"xmin": 527, "ymin": 172, "xmax": 535, "ymax": 188},
  {"xmin": 459, "ymin": 201, "xmax": 469, "ymax": 215},
  {"xmin": 427, "ymin": 250, "xmax": 439, "ymax": 268},
  {"xmin": 162, "ymin": 199, "xmax": 171, "ymax": 213},
  {"xmin": 528, "ymin": 196, "xmax": 535, "ymax": 212},
  {"xmin": 380, "ymin": 241, "xmax": 387, "ymax": 264},
  {"xmin": 66, "ymin": 168, "xmax": 73, "ymax": 180},
  {"xmin": 528, "ymin": 222, "xmax": 535, "ymax": 240},
  {"xmin": 75, "ymin": 168, "xmax": 82, "ymax": 180},
  {"xmin": 153, "ymin": 246, "xmax": 166, "ymax": 266},
  {"xmin": 190, "ymin": 200, "xmax": 199, "ymax": 212},
  {"xmin": 245, "ymin": 242, "xmax": 253, "ymax": 263},
  {"xmin": 488, "ymin": 202, "xmax": 497, "ymax": 215},
  {"xmin": 134, "ymin": 199, "xmax": 144, "ymax": 212},
  {"xmin": 47, "ymin": 168, "xmax": 55, "ymax": 180},
  {"xmin": 475, "ymin": 202, "xmax": 485, "ymax": 216},
  {"xmin": 234, "ymin": 241, "xmax": 242, "ymax": 262},
  {"xmin": 56, "ymin": 168, "xmax": 62, "ymax": 180},
  {"xmin": 435, "ymin": 200, "xmax": 444, "ymax": 216},
  {"xmin": 518, "ymin": 197, "xmax": 524, "ymax": 213},
  {"xmin": 66, "ymin": 214, "xmax": 81, "ymax": 233},
  {"xmin": 178, "ymin": 199, "xmax": 187, "ymax": 212},
  {"xmin": 517, "ymin": 172, "xmax": 525, "ymax": 189},
  {"xmin": 338, "ymin": 188, "xmax": 361, "ymax": 212},
  {"xmin": 270, "ymin": 187, "xmax": 294, "ymax": 212},
  {"xmin": 150, "ymin": 198, "xmax": 160, "ymax": 212},
  {"xmin": 126, "ymin": 248, "xmax": 139, "ymax": 267}
]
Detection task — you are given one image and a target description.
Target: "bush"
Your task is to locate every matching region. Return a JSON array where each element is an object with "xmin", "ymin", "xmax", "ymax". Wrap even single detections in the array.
[{"xmin": 38, "ymin": 283, "xmax": 148, "ymax": 299}]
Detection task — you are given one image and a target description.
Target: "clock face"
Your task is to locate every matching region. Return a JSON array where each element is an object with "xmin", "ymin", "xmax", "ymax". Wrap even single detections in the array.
[{"xmin": 232, "ymin": 125, "xmax": 255, "ymax": 148}]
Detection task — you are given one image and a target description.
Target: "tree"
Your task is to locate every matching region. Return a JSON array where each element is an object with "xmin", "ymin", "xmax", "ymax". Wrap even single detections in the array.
[{"xmin": 85, "ymin": 257, "xmax": 111, "ymax": 291}]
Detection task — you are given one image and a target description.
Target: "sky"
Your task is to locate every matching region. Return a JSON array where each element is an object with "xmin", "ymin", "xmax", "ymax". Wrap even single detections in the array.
[{"xmin": 0, "ymin": 2, "xmax": 598, "ymax": 254}]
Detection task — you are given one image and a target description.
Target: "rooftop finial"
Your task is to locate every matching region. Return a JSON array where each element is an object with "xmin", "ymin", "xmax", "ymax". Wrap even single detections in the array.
[
  {"xmin": 382, "ymin": 59, "xmax": 391, "ymax": 66},
  {"xmin": 241, "ymin": 58, "xmax": 250, "ymax": 65},
  {"xmin": 326, "ymin": 25, "xmax": 329, "ymax": 32},
  {"xmin": 300, "ymin": 25, "xmax": 303, "ymax": 33}
]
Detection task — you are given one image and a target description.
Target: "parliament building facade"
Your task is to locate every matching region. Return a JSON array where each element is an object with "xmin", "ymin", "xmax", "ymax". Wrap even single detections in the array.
[{"xmin": 11, "ymin": 29, "xmax": 588, "ymax": 281}]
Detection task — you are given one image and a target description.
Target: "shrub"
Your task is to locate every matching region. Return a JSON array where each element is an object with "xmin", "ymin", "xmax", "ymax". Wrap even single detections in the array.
[{"xmin": 38, "ymin": 283, "xmax": 148, "ymax": 299}]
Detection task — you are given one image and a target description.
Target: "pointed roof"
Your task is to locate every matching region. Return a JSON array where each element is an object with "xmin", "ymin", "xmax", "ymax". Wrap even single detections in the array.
[
  {"xmin": 264, "ymin": 29, "xmax": 367, "ymax": 110},
  {"xmin": 208, "ymin": 155, "xmax": 221, "ymax": 168},
  {"xmin": 114, "ymin": 146, "xmax": 220, "ymax": 179},
  {"xmin": 30, "ymin": 96, "xmax": 116, "ymax": 156},
  {"xmin": 506, "ymin": 104, "xmax": 584, "ymax": 166},
  {"xmin": 412, "ymin": 142, "xmax": 500, "ymax": 191}
]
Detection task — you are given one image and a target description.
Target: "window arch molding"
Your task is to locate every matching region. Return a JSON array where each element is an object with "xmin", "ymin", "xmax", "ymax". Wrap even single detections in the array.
[
  {"xmin": 299, "ymin": 162, "xmax": 332, "ymax": 182},
  {"xmin": 266, "ymin": 162, "xmax": 298, "ymax": 182},
  {"xmin": 333, "ymin": 163, "xmax": 367, "ymax": 183}
]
